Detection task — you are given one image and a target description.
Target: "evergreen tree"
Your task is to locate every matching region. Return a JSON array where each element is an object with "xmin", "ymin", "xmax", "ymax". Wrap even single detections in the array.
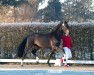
[
  {"xmin": 62, "ymin": 0, "xmax": 93, "ymax": 22},
  {"xmin": 43, "ymin": 0, "xmax": 62, "ymax": 22},
  {"xmin": 0, "ymin": 0, "xmax": 27, "ymax": 7}
]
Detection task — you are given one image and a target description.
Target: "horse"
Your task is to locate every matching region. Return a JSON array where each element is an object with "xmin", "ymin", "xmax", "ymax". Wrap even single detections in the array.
[{"xmin": 16, "ymin": 21, "xmax": 69, "ymax": 67}]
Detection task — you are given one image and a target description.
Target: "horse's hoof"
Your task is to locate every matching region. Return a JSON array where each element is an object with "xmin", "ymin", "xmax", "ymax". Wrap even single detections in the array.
[
  {"xmin": 21, "ymin": 65, "xmax": 23, "ymax": 67},
  {"xmin": 48, "ymin": 64, "xmax": 51, "ymax": 67},
  {"xmin": 36, "ymin": 61, "xmax": 39, "ymax": 64},
  {"xmin": 47, "ymin": 61, "xmax": 51, "ymax": 67}
]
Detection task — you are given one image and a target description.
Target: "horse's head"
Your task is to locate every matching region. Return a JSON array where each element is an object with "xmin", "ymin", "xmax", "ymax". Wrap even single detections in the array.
[
  {"xmin": 53, "ymin": 21, "xmax": 69, "ymax": 46},
  {"xmin": 53, "ymin": 21, "xmax": 69, "ymax": 47},
  {"xmin": 60, "ymin": 21, "xmax": 69, "ymax": 31},
  {"xmin": 55, "ymin": 21, "xmax": 69, "ymax": 33}
]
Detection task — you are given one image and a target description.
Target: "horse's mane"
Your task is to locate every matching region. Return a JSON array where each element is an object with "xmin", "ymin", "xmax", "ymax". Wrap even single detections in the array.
[
  {"xmin": 52, "ymin": 21, "xmax": 63, "ymax": 34},
  {"xmin": 55, "ymin": 21, "xmax": 63, "ymax": 31},
  {"xmin": 50, "ymin": 21, "xmax": 64, "ymax": 46}
]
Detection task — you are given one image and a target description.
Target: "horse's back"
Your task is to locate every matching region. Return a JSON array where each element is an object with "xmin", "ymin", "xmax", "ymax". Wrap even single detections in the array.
[{"xmin": 28, "ymin": 33, "xmax": 51, "ymax": 47}]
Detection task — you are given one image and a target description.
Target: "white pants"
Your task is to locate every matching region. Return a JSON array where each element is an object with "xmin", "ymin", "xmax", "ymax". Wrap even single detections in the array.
[{"xmin": 63, "ymin": 47, "xmax": 72, "ymax": 65}]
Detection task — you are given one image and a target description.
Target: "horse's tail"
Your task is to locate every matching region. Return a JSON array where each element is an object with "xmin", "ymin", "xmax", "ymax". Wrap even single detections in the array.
[{"xmin": 17, "ymin": 36, "xmax": 28, "ymax": 58}]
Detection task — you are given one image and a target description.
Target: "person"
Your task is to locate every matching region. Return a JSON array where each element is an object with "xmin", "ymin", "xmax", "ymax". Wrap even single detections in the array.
[{"xmin": 61, "ymin": 29, "xmax": 73, "ymax": 67}]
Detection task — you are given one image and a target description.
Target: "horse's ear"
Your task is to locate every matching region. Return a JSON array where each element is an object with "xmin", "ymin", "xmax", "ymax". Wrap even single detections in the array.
[
  {"xmin": 64, "ymin": 21, "xmax": 70, "ymax": 29},
  {"xmin": 64, "ymin": 21, "xmax": 67, "ymax": 24}
]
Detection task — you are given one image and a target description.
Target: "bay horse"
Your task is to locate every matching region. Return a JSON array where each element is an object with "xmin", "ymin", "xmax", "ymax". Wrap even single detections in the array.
[{"xmin": 17, "ymin": 21, "xmax": 69, "ymax": 67}]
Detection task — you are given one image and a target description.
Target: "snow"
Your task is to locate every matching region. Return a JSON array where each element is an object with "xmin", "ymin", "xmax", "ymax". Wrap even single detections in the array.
[
  {"xmin": 69, "ymin": 22, "xmax": 94, "ymax": 27},
  {"xmin": 0, "ymin": 22, "xmax": 94, "ymax": 28},
  {"xmin": 0, "ymin": 22, "xmax": 59, "ymax": 27}
]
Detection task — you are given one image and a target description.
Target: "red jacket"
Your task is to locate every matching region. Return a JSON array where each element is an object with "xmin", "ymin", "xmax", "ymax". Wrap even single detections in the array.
[{"xmin": 61, "ymin": 34, "xmax": 73, "ymax": 48}]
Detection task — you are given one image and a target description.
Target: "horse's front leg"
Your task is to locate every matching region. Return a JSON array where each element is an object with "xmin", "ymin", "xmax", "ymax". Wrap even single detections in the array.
[{"xmin": 47, "ymin": 50, "xmax": 55, "ymax": 67}]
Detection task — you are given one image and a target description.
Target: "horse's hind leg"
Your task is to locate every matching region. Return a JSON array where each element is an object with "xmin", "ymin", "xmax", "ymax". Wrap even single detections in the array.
[
  {"xmin": 21, "ymin": 43, "xmax": 33, "ymax": 66},
  {"xmin": 22, "ymin": 49, "xmax": 30, "ymax": 60},
  {"xmin": 32, "ymin": 48, "xmax": 39, "ymax": 63},
  {"xmin": 32, "ymin": 49, "xmax": 37, "ymax": 57},
  {"xmin": 21, "ymin": 49, "xmax": 30, "ymax": 66}
]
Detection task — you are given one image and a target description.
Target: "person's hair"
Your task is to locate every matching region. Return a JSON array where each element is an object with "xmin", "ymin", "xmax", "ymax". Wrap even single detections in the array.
[{"xmin": 65, "ymin": 29, "xmax": 69, "ymax": 34}]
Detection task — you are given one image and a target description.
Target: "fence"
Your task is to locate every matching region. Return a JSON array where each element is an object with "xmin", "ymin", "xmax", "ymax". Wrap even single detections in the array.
[{"xmin": 0, "ymin": 59, "xmax": 94, "ymax": 66}]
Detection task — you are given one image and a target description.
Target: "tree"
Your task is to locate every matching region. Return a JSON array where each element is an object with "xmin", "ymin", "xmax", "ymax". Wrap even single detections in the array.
[
  {"xmin": 39, "ymin": 0, "xmax": 62, "ymax": 22},
  {"xmin": 0, "ymin": 0, "xmax": 45, "ymax": 22},
  {"xmin": 62, "ymin": 0, "xmax": 94, "ymax": 22},
  {"xmin": 0, "ymin": 0, "xmax": 27, "ymax": 7},
  {"xmin": 0, "ymin": 0, "xmax": 27, "ymax": 22}
]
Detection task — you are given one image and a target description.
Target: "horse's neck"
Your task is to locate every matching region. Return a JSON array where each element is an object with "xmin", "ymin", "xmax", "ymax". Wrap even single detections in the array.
[
  {"xmin": 55, "ymin": 24, "xmax": 60, "ymax": 32},
  {"xmin": 52, "ymin": 30, "xmax": 63, "ymax": 47},
  {"xmin": 52, "ymin": 29, "xmax": 63, "ymax": 41},
  {"xmin": 51, "ymin": 24, "xmax": 63, "ymax": 40}
]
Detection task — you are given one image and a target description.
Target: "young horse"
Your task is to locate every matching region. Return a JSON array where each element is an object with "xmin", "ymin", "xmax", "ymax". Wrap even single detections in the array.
[{"xmin": 17, "ymin": 21, "xmax": 69, "ymax": 67}]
